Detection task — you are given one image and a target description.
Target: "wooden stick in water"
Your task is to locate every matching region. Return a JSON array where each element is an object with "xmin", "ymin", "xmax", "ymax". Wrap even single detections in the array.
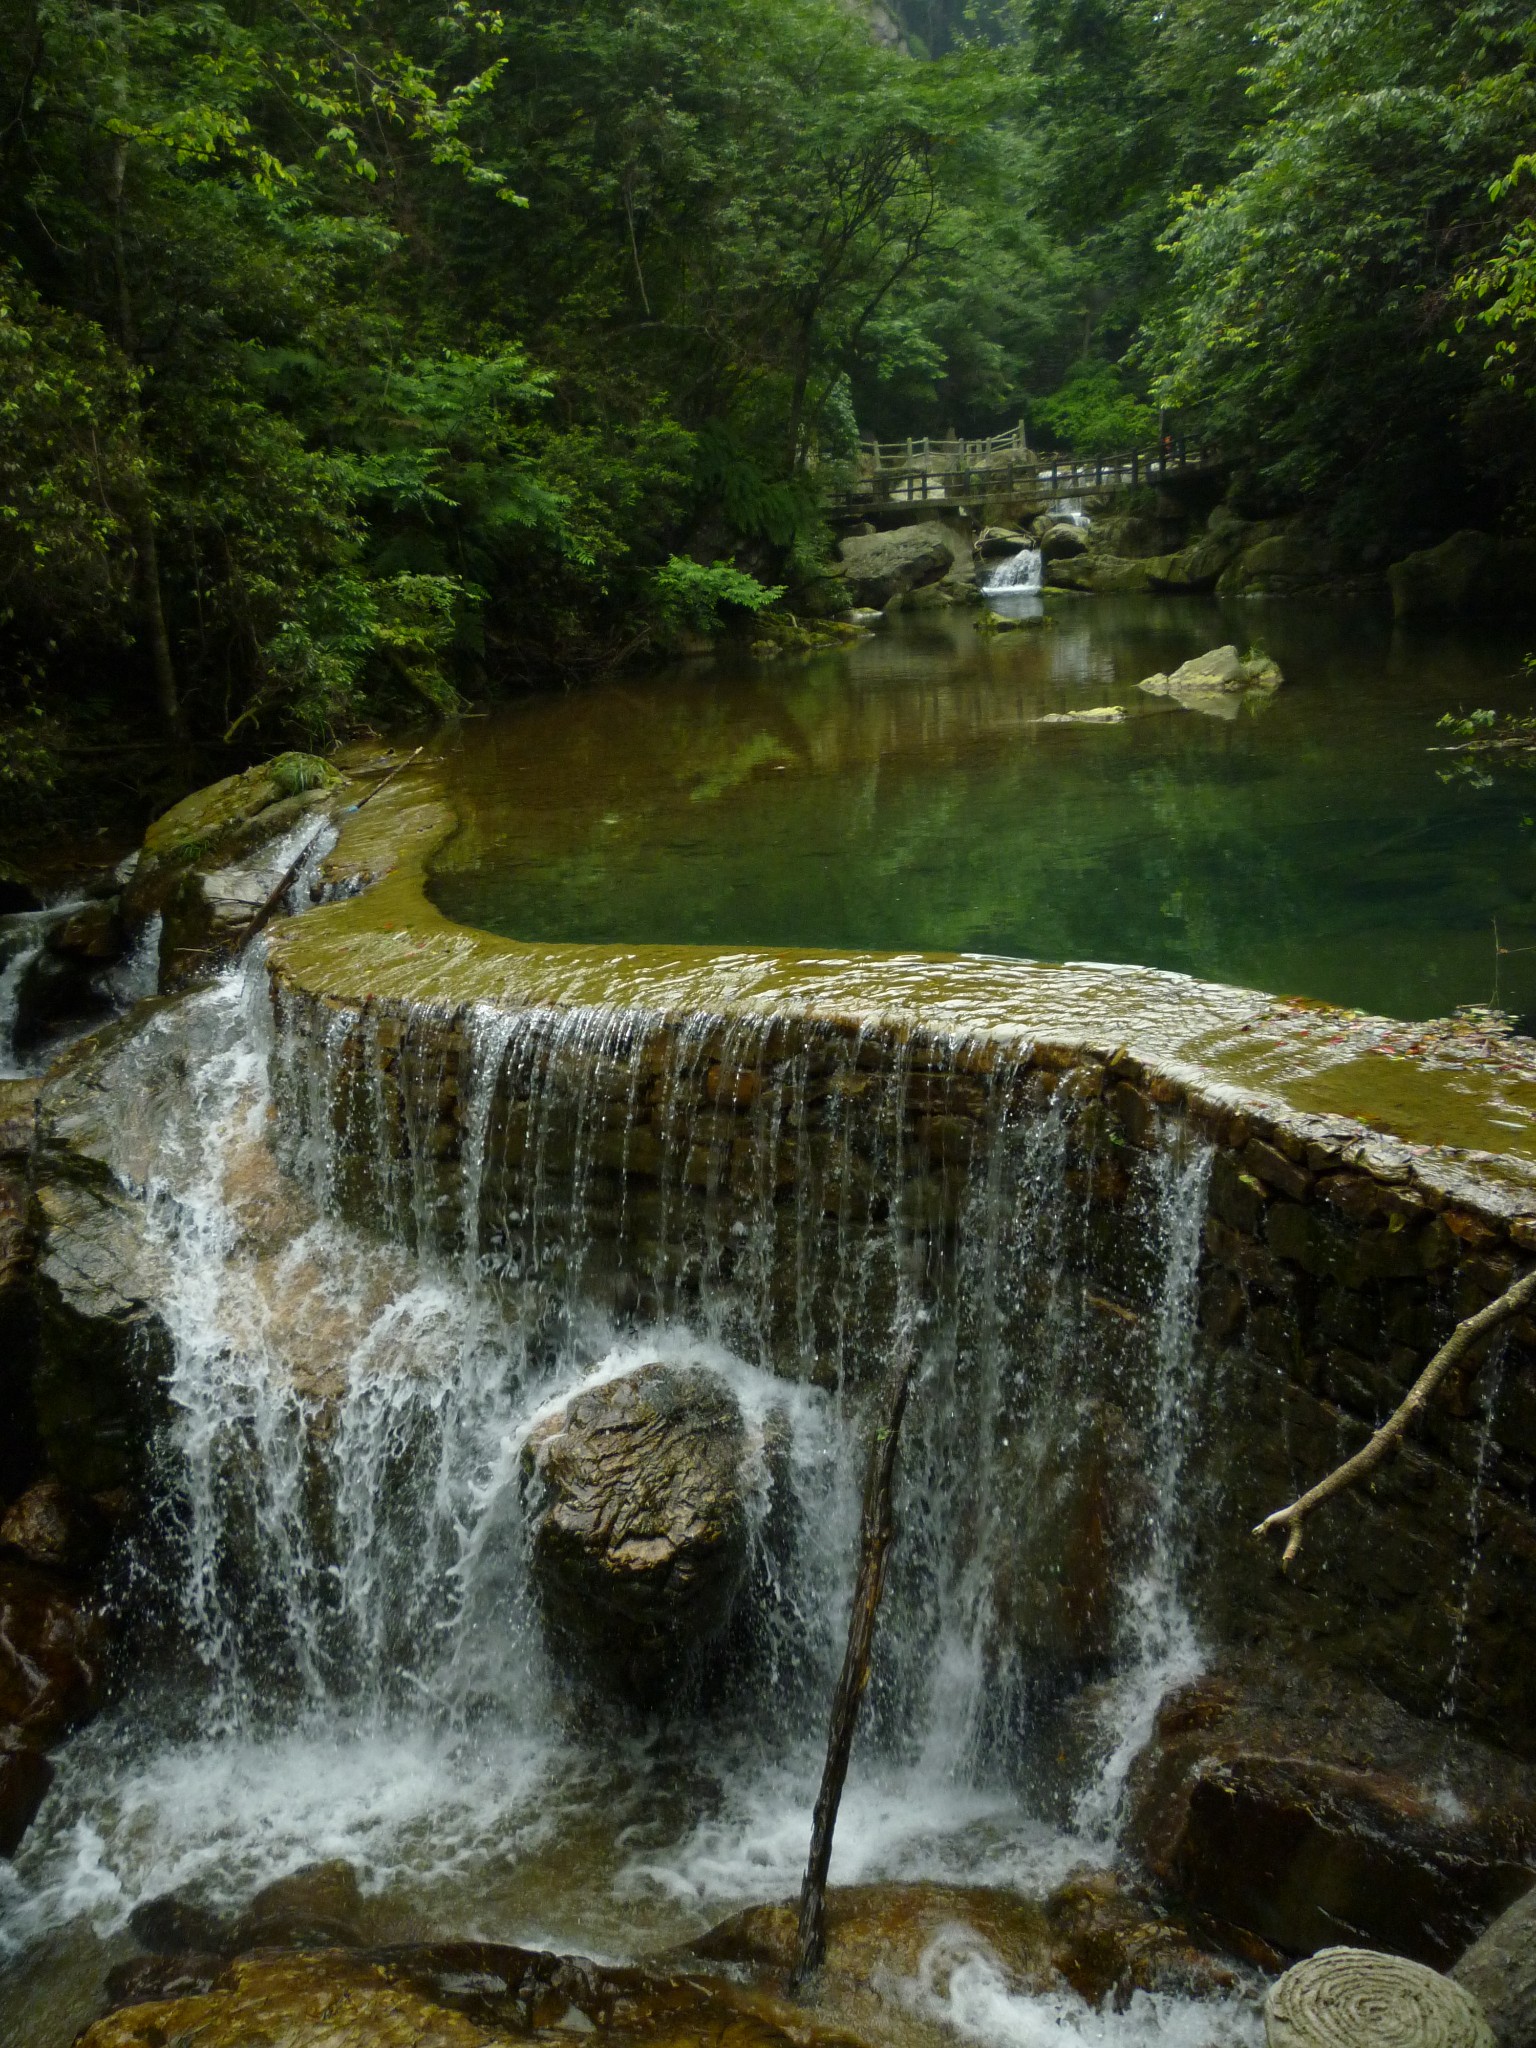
[{"xmin": 790, "ymin": 1356, "xmax": 916, "ymax": 1991}]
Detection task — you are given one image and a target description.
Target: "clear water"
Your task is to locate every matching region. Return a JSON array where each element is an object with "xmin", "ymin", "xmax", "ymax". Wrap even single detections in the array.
[{"xmin": 429, "ymin": 597, "xmax": 1536, "ymax": 1024}]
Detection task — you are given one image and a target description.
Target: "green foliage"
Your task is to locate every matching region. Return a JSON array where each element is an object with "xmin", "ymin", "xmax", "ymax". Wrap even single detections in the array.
[
  {"xmin": 651, "ymin": 558, "xmax": 785, "ymax": 634},
  {"xmin": 1032, "ymin": 361, "xmax": 1157, "ymax": 452},
  {"xmin": 267, "ymin": 753, "xmax": 342, "ymax": 798}
]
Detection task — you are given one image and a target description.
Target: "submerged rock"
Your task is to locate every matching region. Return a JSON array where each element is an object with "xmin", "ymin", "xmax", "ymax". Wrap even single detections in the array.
[
  {"xmin": 1037, "ymin": 706, "xmax": 1126, "ymax": 725},
  {"xmin": 691, "ymin": 1873, "xmax": 1252, "ymax": 2015},
  {"xmin": 836, "ymin": 521, "xmax": 955, "ymax": 609},
  {"xmin": 522, "ymin": 1363, "xmax": 754, "ymax": 1696},
  {"xmin": 232, "ymin": 1860, "xmax": 368, "ymax": 1950}
]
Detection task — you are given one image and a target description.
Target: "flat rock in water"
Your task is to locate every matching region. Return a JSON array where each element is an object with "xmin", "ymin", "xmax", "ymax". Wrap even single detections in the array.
[
  {"xmin": 78, "ymin": 1944, "xmax": 871, "ymax": 2048},
  {"xmin": 1139, "ymin": 645, "xmax": 1283, "ymax": 706},
  {"xmin": 1037, "ymin": 706, "xmax": 1126, "ymax": 725}
]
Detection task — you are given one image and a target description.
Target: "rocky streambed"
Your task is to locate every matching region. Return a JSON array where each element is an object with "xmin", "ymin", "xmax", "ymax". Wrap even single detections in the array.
[{"xmin": 4, "ymin": 750, "xmax": 1536, "ymax": 2045}]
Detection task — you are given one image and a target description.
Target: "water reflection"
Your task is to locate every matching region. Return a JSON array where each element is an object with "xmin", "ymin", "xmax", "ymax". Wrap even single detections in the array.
[{"xmin": 430, "ymin": 598, "xmax": 1536, "ymax": 1024}]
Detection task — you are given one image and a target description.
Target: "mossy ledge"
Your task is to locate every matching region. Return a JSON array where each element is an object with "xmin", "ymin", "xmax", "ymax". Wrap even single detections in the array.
[{"xmin": 258, "ymin": 758, "xmax": 1536, "ymax": 1745}]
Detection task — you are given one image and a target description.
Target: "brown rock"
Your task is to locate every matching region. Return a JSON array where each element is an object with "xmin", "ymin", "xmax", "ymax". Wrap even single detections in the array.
[
  {"xmin": 0, "ymin": 1558, "xmax": 104, "ymax": 1742},
  {"xmin": 0, "ymin": 1738, "xmax": 52, "ymax": 1855},
  {"xmin": 105, "ymin": 1953, "xmax": 226, "ymax": 2010},
  {"xmin": 522, "ymin": 1363, "xmax": 753, "ymax": 1694},
  {"xmin": 128, "ymin": 1892, "xmax": 233, "ymax": 1956},
  {"xmin": 47, "ymin": 900, "xmax": 125, "ymax": 965},
  {"xmin": 1127, "ymin": 1662, "xmax": 1536, "ymax": 1966},
  {"xmin": 1, "ymin": 1479, "xmax": 110, "ymax": 1574},
  {"xmin": 231, "ymin": 1860, "xmax": 366, "ymax": 1950}
]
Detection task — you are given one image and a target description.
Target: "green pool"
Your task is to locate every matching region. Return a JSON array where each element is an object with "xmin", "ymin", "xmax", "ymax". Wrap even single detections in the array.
[{"xmin": 429, "ymin": 594, "xmax": 1536, "ymax": 1024}]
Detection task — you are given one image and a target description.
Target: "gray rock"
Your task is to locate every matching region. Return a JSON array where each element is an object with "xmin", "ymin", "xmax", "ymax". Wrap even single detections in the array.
[
  {"xmin": 1454, "ymin": 1883, "xmax": 1536, "ymax": 2047},
  {"xmin": 1138, "ymin": 647, "xmax": 1283, "ymax": 710},
  {"xmin": 1037, "ymin": 520, "xmax": 1091, "ymax": 562},
  {"xmin": 522, "ymin": 1363, "xmax": 753, "ymax": 1696},
  {"xmin": 836, "ymin": 522, "xmax": 956, "ymax": 609},
  {"xmin": 974, "ymin": 525, "xmax": 1033, "ymax": 560}
]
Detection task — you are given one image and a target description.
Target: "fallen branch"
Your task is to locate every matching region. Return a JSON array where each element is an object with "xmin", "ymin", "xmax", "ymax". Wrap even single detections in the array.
[
  {"xmin": 790, "ymin": 1355, "xmax": 916, "ymax": 1991},
  {"xmin": 1255, "ymin": 1265, "xmax": 1536, "ymax": 1568}
]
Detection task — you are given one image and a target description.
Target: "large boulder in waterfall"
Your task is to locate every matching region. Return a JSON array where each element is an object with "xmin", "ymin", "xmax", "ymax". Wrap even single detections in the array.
[
  {"xmin": 1037, "ymin": 519, "xmax": 1090, "ymax": 562},
  {"xmin": 123, "ymin": 752, "xmax": 343, "ymax": 986},
  {"xmin": 1388, "ymin": 530, "xmax": 1536, "ymax": 621},
  {"xmin": 974, "ymin": 524, "xmax": 1032, "ymax": 560},
  {"xmin": 521, "ymin": 1363, "xmax": 754, "ymax": 1695},
  {"xmin": 1124, "ymin": 1657, "xmax": 1536, "ymax": 1967},
  {"xmin": 836, "ymin": 522, "xmax": 955, "ymax": 609}
]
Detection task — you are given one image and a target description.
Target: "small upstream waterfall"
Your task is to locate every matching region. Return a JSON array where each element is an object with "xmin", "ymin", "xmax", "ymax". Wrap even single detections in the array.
[
  {"xmin": 3, "ymin": 960, "xmax": 1229, "ymax": 2031},
  {"xmin": 982, "ymin": 547, "xmax": 1042, "ymax": 594}
]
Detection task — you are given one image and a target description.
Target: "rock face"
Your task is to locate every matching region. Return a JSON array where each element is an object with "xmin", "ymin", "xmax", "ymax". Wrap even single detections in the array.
[
  {"xmin": 1126, "ymin": 1661, "xmax": 1536, "ymax": 1967},
  {"xmin": 1453, "ymin": 1883, "xmax": 1536, "ymax": 2048},
  {"xmin": 522, "ymin": 1364, "xmax": 754, "ymax": 1694},
  {"xmin": 1388, "ymin": 531, "xmax": 1536, "ymax": 621},
  {"xmin": 1045, "ymin": 553, "xmax": 1172, "ymax": 594},
  {"xmin": 836, "ymin": 521, "xmax": 956, "ymax": 609}
]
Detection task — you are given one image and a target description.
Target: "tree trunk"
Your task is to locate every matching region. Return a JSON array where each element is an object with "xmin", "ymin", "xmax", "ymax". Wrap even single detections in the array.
[
  {"xmin": 790, "ymin": 1356, "xmax": 915, "ymax": 1990},
  {"xmin": 108, "ymin": 108, "xmax": 184, "ymax": 738}
]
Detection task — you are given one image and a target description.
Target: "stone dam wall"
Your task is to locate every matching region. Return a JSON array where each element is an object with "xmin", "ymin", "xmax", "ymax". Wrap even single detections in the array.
[{"xmin": 268, "ymin": 970, "xmax": 1536, "ymax": 1754}]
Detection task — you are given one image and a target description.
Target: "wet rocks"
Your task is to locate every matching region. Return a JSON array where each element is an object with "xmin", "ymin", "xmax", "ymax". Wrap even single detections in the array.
[
  {"xmin": 1037, "ymin": 519, "xmax": 1091, "ymax": 562},
  {"xmin": 0, "ymin": 1478, "xmax": 110, "ymax": 1573},
  {"xmin": 0, "ymin": 1738, "xmax": 53, "ymax": 1855},
  {"xmin": 836, "ymin": 522, "xmax": 956, "ymax": 609},
  {"xmin": 1037, "ymin": 706, "xmax": 1126, "ymax": 725},
  {"xmin": 0, "ymin": 1557, "xmax": 105, "ymax": 1742},
  {"xmin": 123, "ymin": 753, "xmax": 342, "ymax": 985},
  {"xmin": 692, "ymin": 1872, "xmax": 1251, "ymax": 2014},
  {"xmin": 974, "ymin": 524, "xmax": 1032, "ymax": 559},
  {"xmin": 1126, "ymin": 1661, "xmax": 1536, "ymax": 1966},
  {"xmin": 84, "ymin": 1940, "xmax": 864, "ymax": 2048},
  {"xmin": 522, "ymin": 1363, "xmax": 754, "ymax": 1695}
]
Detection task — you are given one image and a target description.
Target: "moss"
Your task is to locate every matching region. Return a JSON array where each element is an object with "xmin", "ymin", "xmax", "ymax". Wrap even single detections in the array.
[{"xmin": 269, "ymin": 752, "xmax": 342, "ymax": 799}]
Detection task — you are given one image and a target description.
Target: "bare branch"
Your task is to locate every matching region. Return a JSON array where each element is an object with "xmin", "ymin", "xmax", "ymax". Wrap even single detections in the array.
[{"xmin": 1254, "ymin": 1265, "xmax": 1536, "ymax": 1569}]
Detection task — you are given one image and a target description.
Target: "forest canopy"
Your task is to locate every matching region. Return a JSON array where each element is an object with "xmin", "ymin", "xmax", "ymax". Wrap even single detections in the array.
[{"xmin": 1, "ymin": 0, "xmax": 1534, "ymax": 800}]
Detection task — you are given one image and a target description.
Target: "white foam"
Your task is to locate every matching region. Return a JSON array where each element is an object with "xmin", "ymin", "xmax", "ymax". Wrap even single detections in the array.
[{"xmin": 896, "ymin": 1931, "xmax": 1262, "ymax": 2048}]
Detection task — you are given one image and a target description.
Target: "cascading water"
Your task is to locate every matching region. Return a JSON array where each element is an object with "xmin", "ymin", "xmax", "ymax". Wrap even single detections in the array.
[
  {"xmin": 0, "ymin": 953, "xmax": 1259, "ymax": 2046},
  {"xmin": 982, "ymin": 548, "xmax": 1043, "ymax": 595}
]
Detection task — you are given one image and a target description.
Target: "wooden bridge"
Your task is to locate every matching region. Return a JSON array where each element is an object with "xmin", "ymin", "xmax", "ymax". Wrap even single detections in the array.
[{"xmin": 833, "ymin": 421, "xmax": 1220, "ymax": 517}]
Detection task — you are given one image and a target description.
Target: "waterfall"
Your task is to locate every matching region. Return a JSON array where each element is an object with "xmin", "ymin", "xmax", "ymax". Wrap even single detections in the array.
[
  {"xmin": 982, "ymin": 547, "xmax": 1042, "ymax": 594},
  {"xmin": 2, "ymin": 961, "xmax": 1222, "ymax": 1980}
]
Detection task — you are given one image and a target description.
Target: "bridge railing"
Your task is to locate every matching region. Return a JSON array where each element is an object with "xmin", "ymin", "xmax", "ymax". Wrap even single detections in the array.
[
  {"xmin": 857, "ymin": 421, "xmax": 1028, "ymax": 474},
  {"xmin": 833, "ymin": 439, "xmax": 1215, "ymax": 511}
]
